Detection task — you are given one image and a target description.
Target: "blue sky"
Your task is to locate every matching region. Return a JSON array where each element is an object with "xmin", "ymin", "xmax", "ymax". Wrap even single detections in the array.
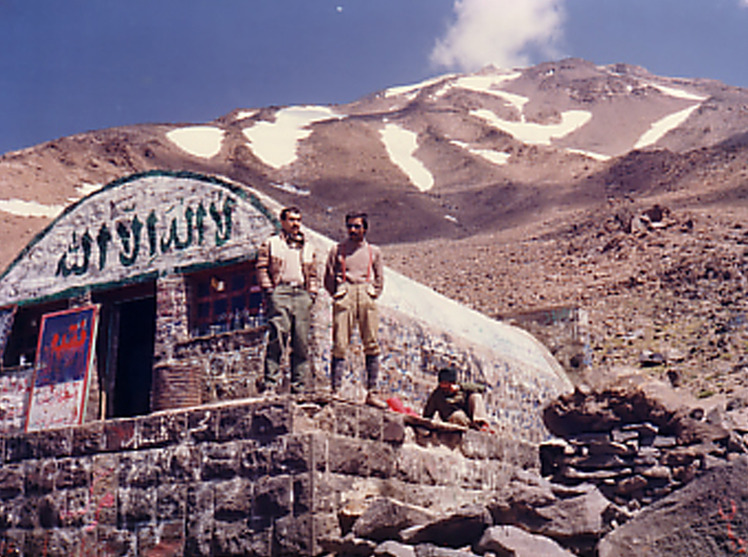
[{"xmin": 2, "ymin": 0, "xmax": 748, "ymax": 155}]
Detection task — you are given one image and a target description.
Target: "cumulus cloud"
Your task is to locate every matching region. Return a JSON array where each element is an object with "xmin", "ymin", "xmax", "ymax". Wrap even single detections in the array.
[{"xmin": 431, "ymin": 0, "xmax": 566, "ymax": 72}]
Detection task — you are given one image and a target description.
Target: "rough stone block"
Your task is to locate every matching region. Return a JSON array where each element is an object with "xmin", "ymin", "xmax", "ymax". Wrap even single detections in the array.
[
  {"xmin": 119, "ymin": 452, "xmax": 158, "ymax": 488},
  {"xmin": 273, "ymin": 513, "xmax": 313, "ymax": 556},
  {"xmin": 119, "ymin": 487, "xmax": 156, "ymax": 525},
  {"xmin": 93, "ymin": 526, "xmax": 137, "ymax": 557},
  {"xmin": 185, "ymin": 483, "xmax": 214, "ymax": 557},
  {"xmin": 201, "ymin": 442, "xmax": 240, "ymax": 480},
  {"xmin": 239, "ymin": 439, "xmax": 273, "ymax": 478},
  {"xmin": 503, "ymin": 438, "xmax": 539, "ymax": 470},
  {"xmin": 310, "ymin": 472, "xmax": 355, "ymax": 514},
  {"xmin": 335, "ymin": 403, "xmax": 359, "ymax": 438},
  {"xmin": 359, "ymin": 406, "xmax": 383, "ymax": 441},
  {"xmin": 24, "ymin": 529, "xmax": 78, "ymax": 557},
  {"xmin": 274, "ymin": 435, "xmax": 312, "ymax": 475},
  {"xmin": 35, "ymin": 429, "xmax": 72, "ymax": 459},
  {"xmin": 104, "ymin": 419, "xmax": 137, "ymax": 452},
  {"xmin": 214, "ymin": 477, "xmax": 253, "ymax": 521},
  {"xmin": 164, "ymin": 444, "xmax": 202, "ymax": 483},
  {"xmin": 138, "ymin": 412, "xmax": 185, "ymax": 449},
  {"xmin": 312, "ymin": 512, "xmax": 343, "ymax": 555},
  {"xmin": 395, "ymin": 446, "xmax": 425, "ymax": 484},
  {"xmin": 293, "ymin": 474, "xmax": 312, "ymax": 515},
  {"xmin": 56, "ymin": 457, "xmax": 91, "ymax": 490},
  {"xmin": 25, "ymin": 460, "xmax": 56, "ymax": 494},
  {"xmin": 213, "ymin": 520, "xmax": 270, "ymax": 557},
  {"xmin": 18, "ymin": 495, "xmax": 42, "ymax": 530},
  {"xmin": 460, "ymin": 430, "xmax": 499, "ymax": 460},
  {"xmin": 91, "ymin": 455, "xmax": 118, "ymax": 527},
  {"xmin": 421, "ymin": 451, "xmax": 460, "ymax": 486},
  {"xmin": 5, "ymin": 434, "xmax": 35, "ymax": 463},
  {"xmin": 37, "ymin": 493, "xmax": 63, "ymax": 530},
  {"xmin": 157, "ymin": 483, "xmax": 187, "ymax": 521},
  {"xmin": 383, "ymin": 414, "xmax": 406, "ymax": 444},
  {"xmin": 137, "ymin": 520, "xmax": 186, "ymax": 557},
  {"xmin": 217, "ymin": 404, "xmax": 254, "ymax": 441},
  {"xmin": 0, "ymin": 530, "xmax": 24, "ymax": 556},
  {"xmin": 72, "ymin": 422, "xmax": 104, "ymax": 456},
  {"xmin": 61, "ymin": 487, "xmax": 89, "ymax": 528},
  {"xmin": 187, "ymin": 408, "xmax": 218, "ymax": 443},
  {"xmin": 254, "ymin": 475, "xmax": 293, "ymax": 518},
  {"xmin": 328, "ymin": 437, "xmax": 395, "ymax": 478},
  {"xmin": 252, "ymin": 399, "xmax": 292, "ymax": 438}
]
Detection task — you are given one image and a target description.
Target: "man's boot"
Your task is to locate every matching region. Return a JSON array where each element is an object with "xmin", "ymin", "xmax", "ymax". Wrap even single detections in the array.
[
  {"xmin": 365, "ymin": 355, "xmax": 387, "ymax": 409},
  {"xmin": 330, "ymin": 357, "xmax": 344, "ymax": 394}
]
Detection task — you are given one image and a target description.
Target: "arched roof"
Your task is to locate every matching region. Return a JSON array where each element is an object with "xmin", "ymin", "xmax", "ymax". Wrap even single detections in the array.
[{"xmin": 0, "ymin": 171, "xmax": 278, "ymax": 306}]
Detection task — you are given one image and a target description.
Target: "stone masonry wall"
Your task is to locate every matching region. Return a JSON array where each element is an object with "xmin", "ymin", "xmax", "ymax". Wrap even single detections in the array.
[{"xmin": 0, "ymin": 395, "xmax": 535, "ymax": 556}]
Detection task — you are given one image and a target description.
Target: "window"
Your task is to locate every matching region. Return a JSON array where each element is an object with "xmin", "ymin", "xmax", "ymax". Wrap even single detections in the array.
[
  {"xmin": 188, "ymin": 262, "xmax": 265, "ymax": 336},
  {"xmin": 2, "ymin": 300, "xmax": 67, "ymax": 369}
]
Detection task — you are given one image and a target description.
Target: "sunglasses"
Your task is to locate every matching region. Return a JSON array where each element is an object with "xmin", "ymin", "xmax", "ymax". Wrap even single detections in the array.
[{"xmin": 346, "ymin": 223, "xmax": 363, "ymax": 229}]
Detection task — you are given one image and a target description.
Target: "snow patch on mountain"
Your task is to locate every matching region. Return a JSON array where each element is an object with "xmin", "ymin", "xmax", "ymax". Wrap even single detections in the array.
[
  {"xmin": 647, "ymin": 83, "xmax": 708, "ymax": 102},
  {"xmin": 384, "ymin": 74, "xmax": 455, "ymax": 98},
  {"xmin": 634, "ymin": 104, "xmax": 701, "ymax": 149},
  {"xmin": 566, "ymin": 148, "xmax": 611, "ymax": 161},
  {"xmin": 166, "ymin": 126, "xmax": 224, "ymax": 158},
  {"xmin": 472, "ymin": 108, "xmax": 592, "ymax": 146},
  {"xmin": 234, "ymin": 109, "xmax": 259, "ymax": 120},
  {"xmin": 270, "ymin": 182, "xmax": 311, "ymax": 196},
  {"xmin": 451, "ymin": 140, "xmax": 511, "ymax": 165},
  {"xmin": 380, "ymin": 123, "xmax": 434, "ymax": 192},
  {"xmin": 0, "ymin": 199, "xmax": 65, "ymax": 218},
  {"xmin": 436, "ymin": 73, "xmax": 525, "ymax": 113},
  {"xmin": 242, "ymin": 106, "xmax": 341, "ymax": 168}
]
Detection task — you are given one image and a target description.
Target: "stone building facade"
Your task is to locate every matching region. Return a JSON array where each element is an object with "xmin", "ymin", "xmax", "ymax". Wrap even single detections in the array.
[{"xmin": 0, "ymin": 170, "xmax": 575, "ymax": 554}]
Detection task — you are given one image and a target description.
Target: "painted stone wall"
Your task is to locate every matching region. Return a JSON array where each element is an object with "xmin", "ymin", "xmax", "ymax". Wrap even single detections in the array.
[{"xmin": 0, "ymin": 396, "xmax": 535, "ymax": 556}]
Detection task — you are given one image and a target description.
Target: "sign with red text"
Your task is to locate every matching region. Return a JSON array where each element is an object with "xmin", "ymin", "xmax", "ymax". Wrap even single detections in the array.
[{"xmin": 25, "ymin": 305, "xmax": 99, "ymax": 432}]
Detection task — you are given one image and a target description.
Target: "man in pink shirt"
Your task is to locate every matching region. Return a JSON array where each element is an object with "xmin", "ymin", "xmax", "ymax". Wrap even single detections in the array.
[{"xmin": 324, "ymin": 212, "xmax": 385, "ymax": 407}]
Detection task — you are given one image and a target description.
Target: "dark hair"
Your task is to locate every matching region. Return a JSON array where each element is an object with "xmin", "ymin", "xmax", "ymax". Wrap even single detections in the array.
[
  {"xmin": 280, "ymin": 206, "xmax": 302, "ymax": 221},
  {"xmin": 345, "ymin": 211, "xmax": 368, "ymax": 230},
  {"xmin": 438, "ymin": 367, "xmax": 458, "ymax": 384}
]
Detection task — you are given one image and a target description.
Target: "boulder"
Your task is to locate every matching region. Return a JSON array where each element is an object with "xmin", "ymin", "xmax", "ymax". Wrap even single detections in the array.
[
  {"xmin": 476, "ymin": 525, "xmax": 576, "ymax": 557},
  {"xmin": 352, "ymin": 497, "xmax": 438, "ymax": 542},
  {"xmin": 374, "ymin": 540, "xmax": 417, "ymax": 557},
  {"xmin": 598, "ymin": 457, "xmax": 748, "ymax": 556},
  {"xmin": 543, "ymin": 375, "xmax": 697, "ymax": 437},
  {"xmin": 399, "ymin": 505, "xmax": 491, "ymax": 549}
]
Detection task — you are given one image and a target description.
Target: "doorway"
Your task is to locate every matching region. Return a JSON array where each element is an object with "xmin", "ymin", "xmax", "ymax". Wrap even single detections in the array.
[
  {"xmin": 111, "ymin": 296, "xmax": 156, "ymax": 417},
  {"xmin": 94, "ymin": 282, "xmax": 157, "ymax": 419}
]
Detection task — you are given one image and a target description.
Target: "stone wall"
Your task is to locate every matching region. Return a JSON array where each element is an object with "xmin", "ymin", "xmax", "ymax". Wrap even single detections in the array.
[{"xmin": 0, "ymin": 395, "xmax": 535, "ymax": 556}]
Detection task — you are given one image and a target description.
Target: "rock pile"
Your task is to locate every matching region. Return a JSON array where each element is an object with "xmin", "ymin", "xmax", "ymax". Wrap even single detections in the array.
[
  {"xmin": 541, "ymin": 374, "xmax": 747, "ymax": 508},
  {"xmin": 327, "ymin": 469, "xmax": 623, "ymax": 557},
  {"xmin": 322, "ymin": 376, "xmax": 748, "ymax": 556}
]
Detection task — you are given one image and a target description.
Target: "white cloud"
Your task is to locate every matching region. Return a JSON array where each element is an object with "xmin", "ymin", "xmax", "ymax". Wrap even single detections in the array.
[{"xmin": 431, "ymin": 0, "xmax": 566, "ymax": 71}]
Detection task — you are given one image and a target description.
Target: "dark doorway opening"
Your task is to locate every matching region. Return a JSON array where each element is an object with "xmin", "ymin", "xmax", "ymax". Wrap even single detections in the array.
[{"xmin": 111, "ymin": 296, "xmax": 156, "ymax": 418}]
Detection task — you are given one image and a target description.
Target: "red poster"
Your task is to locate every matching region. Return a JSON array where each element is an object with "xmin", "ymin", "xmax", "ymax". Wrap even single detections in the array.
[{"xmin": 25, "ymin": 305, "xmax": 99, "ymax": 432}]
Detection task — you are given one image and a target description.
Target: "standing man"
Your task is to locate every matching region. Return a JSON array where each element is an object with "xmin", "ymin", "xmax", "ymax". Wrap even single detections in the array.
[
  {"xmin": 324, "ymin": 211, "xmax": 385, "ymax": 407},
  {"xmin": 257, "ymin": 206, "xmax": 318, "ymax": 394}
]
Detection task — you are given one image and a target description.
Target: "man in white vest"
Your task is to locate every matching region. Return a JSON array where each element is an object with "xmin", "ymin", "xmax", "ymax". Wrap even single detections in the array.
[{"xmin": 257, "ymin": 207, "xmax": 318, "ymax": 394}]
